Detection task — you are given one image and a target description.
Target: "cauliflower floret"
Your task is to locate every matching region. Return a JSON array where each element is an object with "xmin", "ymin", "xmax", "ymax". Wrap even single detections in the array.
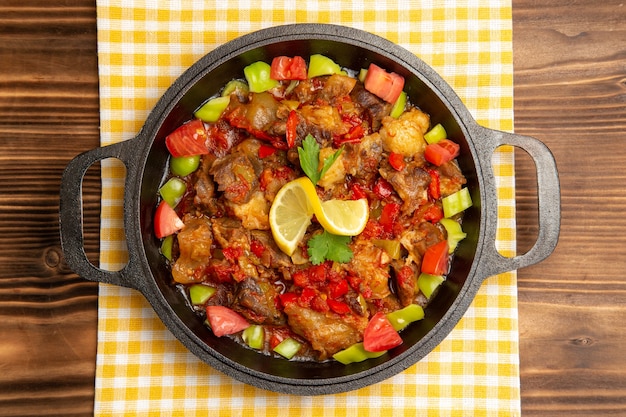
[
  {"xmin": 379, "ymin": 108, "xmax": 430, "ymax": 157},
  {"xmin": 317, "ymin": 146, "xmax": 346, "ymax": 190}
]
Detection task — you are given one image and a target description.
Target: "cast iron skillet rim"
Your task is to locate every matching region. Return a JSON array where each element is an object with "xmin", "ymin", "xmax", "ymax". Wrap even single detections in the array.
[{"xmin": 119, "ymin": 24, "xmax": 491, "ymax": 394}]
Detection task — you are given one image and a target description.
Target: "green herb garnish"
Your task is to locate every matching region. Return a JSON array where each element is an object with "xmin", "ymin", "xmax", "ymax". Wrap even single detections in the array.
[
  {"xmin": 298, "ymin": 134, "xmax": 343, "ymax": 185},
  {"xmin": 307, "ymin": 230, "xmax": 354, "ymax": 265}
]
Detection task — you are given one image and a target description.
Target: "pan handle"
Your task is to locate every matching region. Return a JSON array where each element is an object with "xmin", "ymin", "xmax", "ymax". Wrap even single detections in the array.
[
  {"xmin": 59, "ymin": 139, "xmax": 143, "ymax": 291},
  {"xmin": 471, "ymin": 126, "xmax": 560, "ymax": 279}
]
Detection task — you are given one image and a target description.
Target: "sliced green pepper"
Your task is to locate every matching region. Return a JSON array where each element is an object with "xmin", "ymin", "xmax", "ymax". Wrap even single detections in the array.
[
  {"xmin": 273, "ymin": 337, "xmax": 302, "ymax": 359},
  {"xmin": 159, "ymin": 177, "xmax": 186, "ymax": 208},
  {"xmin": 424, "ymin": 123, "xmax": 447, "ymax": 144},
  {"xmin": 418, "ymin": 273, "xmax": 445, "ymax": 299},
  {"xmin": 389, "ymin": 91, "xmax": 407, "ymax": 118},
  {"xmin": 170, "ymin": 154, "xmax": 200, "ymax": 177},
  {"xmin": 333, "ymin": 342, "xmax": 386, "ymax": 365},
  {"xmin": 386, "ymin": 304, "xmax": 425, "ymax": 331},
  {"xmin": 358, "ymin": 68, "xmax": 368, "ymax": 83},
  {"xmin": 221, "ymin": 79, "xmax": 249, "ymax": 97},
  {"xmin": 194, "ymin": 96, "xmax": 230, "ymax": 122},
  {"xmin": 189, "ymin": 284, "xmax": 216, "ymax": 305},
  {"xmin": 243, "ymin": 61, "xmax": 279, "ymax": 93},
  {"xmin": 439, "ymin": 218, "xmax": 467, "ymax": 253},
  {"xmin": 242, "ymin": 325, "xmax": 265, "ymax": 350},
  {"xmin": 442, "ymin": 187, "xmax": 472, "ymax": 218},
  {"xmin": 307, "ymin": 54, "xmax": 344, "ymax": 78},
  {"xmin": 160, "ymin": 235, "xmax": 174, "ymax": 261},
  {"xmin": 373, "ymin": 239, "xmax": 402, "ymax": 259}
]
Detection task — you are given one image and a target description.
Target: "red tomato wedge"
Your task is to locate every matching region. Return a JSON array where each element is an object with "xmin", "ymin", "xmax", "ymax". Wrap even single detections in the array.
[
  {"xmin": 421, "ymin": 240, "xmax": 450, "ymax": 275},
  {"xmin": 363, "ymin": 312, "xmax": 403, "ymax": 352},
  {"xmin": 270, "ymin": 56, "xmax": 308, "ymax": 81},
  {"xmin": 154, "ymin": 200, "xmax": 184, "ymax": 239},
  {"xmin": 206, "ymin": 306, "xmax": 250, "ymax": 337},
  {"xmin": 363, "ymin": 63, "xmax": 405, "ymax": 104},
  {"xmin": 165, "ymin": 119, "xmax": 209, "ymax": 157},
  {"xmin": 424, "ymin": 139, "xmax": 460, "ymax": 167}
]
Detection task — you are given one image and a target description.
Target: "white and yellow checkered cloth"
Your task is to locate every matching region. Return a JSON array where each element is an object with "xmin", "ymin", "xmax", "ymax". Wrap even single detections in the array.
[{"xmin": 95, "ymin": 1, "xmax": 519, "ymax": 415}]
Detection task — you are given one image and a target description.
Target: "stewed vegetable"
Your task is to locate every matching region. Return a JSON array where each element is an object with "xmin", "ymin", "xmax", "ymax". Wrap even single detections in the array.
[{"xmin": 154, "ymin": 54, "xmax": 472, "ymax": 363}]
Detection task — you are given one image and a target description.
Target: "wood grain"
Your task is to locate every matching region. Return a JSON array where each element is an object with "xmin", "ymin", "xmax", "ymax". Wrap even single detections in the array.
[
  {"xmin": 0, "ymin": 1, "xmax": 100, "ymax": 416},
  {"xmin": 512, "ymin": 0, "xmax": 626, "ymax": 415},
  {"xmin": 1, "ymin": 0, "xmax": 625, "ymax": 415}
]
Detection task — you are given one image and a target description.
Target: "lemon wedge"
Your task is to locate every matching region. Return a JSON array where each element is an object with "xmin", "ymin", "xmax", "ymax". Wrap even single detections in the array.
[
  {"xmin": 317, "ymin": 198, "xmax": 369, "ymax": 236},
  {"xmin": 269, "ymin": 177, "xmax": 318, "ymax": 256},
  {"xmin": 269, "ymin": 177, "xmax": 369, "ymax": 255}
]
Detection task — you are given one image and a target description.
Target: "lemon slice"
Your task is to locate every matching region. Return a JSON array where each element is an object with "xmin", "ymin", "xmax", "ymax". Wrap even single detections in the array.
[
  {"xmin": 269, "ymin": 177, "xmax": 370, "ymax": 255},
  {"xmin": 269, "ymin": 177, "xmax": 318, "ymax": 256},
  {"xmin": 317, "ymin": 198, "xmax": 369, "ymax": 236}
]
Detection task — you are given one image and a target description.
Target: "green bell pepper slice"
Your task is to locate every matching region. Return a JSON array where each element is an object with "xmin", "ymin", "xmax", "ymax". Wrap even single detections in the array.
[
  {"xmin": 333, "ymin": 342, "xmax": 386, "ymax": 365},
  {"xmin": 221, "ymin": 79, "xmax": 249, "ymax": 97},
  {"xmin": 242, "ymin": 325, "xmax": 264, "ymax": 350},
  {"xmin": 307, "ymin": 54, "xmax": 344, "ymax": 78},
  {"xmin": 243, "ymin": 61, "xmax": 279, "ymax": 93},
  {"xmin": 386, "ymin": 304, "xmax": 425, "ymax": 331},
  {"xmin": 170, "ymin": 154, "xmax": 200, "ymax": 177},
  {"xmin": 418, "ymin": 273, "xmax": 445, "ymax": 299},
  {"xmin": 442, "ymin": 187, "xmax": 472, "ymax": 218},
  {"xmin": 439, "ymin": 218, "xmax": 467, "ymax": 253},
  {"xmin": 194, "ymin": 96, "xmax": 230, "ymax": 122},
  {"xmin": 424, "ymin": 123, "xmax": 447, "ymax": 144},
  {"xmin": 273, "ymin": 337, "xmax": 302, "ymax": 359},
  {"xmin": 159, "ymin": 177, "xmax": 186, "ymax": 208},
  {"xmin": 189, "ymin": 284, "xmax": 216, "ymax": 305},
  {"xmin": 160, "ymin": 235, "xmax": 174, "ymax": 261},
  {"xmin": 389, "ymin": 91, "xmax": 407, "ymax": 118}
]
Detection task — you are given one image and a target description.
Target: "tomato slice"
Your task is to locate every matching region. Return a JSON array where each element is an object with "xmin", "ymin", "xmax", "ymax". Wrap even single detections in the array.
[
  {"xmin": 363, "ymin": 63, "xmax": 405, "ymax": 104},
  {"xmin": 421, "ymin": 240, "xmax": 450, "ymax": 275},
  {"xmin": 270, "ymin": 56, "xmax": 308, "ymax": 81},
  {"xmin": 363, "ymin": 312, "xmax": 403, "ymax": 352},
  {"xmin": 165, "ymin": 119, "xmax": 209, "ymax": 157},
  {"xmin": 206, "ymin": 305, "xmax": 250, "ymax": 337},
  {"xmin": 154, "ymin": 200, "xmax": 184, "ymax": 239},
  {"xmin": 424, "ymin": 139, "xmax": 460, "ymax": 166}
]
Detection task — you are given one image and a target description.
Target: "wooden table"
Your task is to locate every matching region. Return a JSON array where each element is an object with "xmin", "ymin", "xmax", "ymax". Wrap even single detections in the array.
[{"xmin": 1, "ymin": 1, "xmax": 625, "ymax": 415}]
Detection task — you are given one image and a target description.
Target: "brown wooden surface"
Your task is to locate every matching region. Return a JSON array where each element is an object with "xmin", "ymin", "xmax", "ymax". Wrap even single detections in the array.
[{"xmin": 1, "ymin": 0, "xmax": 624, "ymax": 415}]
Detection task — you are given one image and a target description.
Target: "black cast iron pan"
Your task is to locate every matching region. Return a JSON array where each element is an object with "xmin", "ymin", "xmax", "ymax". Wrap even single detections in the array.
[{"xmin": 59, "ymin": 24, "xmax": 560, "ymax": 395}]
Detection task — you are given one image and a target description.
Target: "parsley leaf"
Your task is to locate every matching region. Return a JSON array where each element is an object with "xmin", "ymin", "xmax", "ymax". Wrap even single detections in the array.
[
  {"xmin": 307, "ymin": 231, "xmax": 354, "ymax": 265},
  {"xmin": 297, "ymin": 134, "xmax": 343, "ymax": 185}
]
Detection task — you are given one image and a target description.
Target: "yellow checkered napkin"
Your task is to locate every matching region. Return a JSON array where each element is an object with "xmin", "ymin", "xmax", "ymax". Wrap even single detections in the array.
[{"xmin": 95, "ymin": 1, "xmax": 519, "ymax": 415}]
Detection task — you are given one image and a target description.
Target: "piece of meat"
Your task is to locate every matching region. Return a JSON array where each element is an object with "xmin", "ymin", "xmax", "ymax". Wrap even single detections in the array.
[
  {"xmin": 343, "ymin": 240, "xmax": 392, "ymax": 300},
  {"xmin": 350, "ymin": 82, "xmax": 392, "ymax": 131},
  {"xmin": 233, "ymin": 277, "xmax": 285, "ymax": 325},
  {"xmin": 318, "ymin": 74, "xmax": 358, "ymax": 103},
  {"xmin": 390, "ymin": 261, "xmax": 419, "ymax": 307},
  {"xmin": 209, "ymin": 152, "xmax": 258, "ymax": 204},
  {"xmin": 343, "ymin": 132, "xmax": 384, "ymax": 181},
  {"xmin": 250, "ymin": 230, "xmax": 293, "ymax": 270},
  {"xmin": 438, "ymin": 160, "xmax": 467, "ymax": 197},
  {"xmin": 193, "ymin": 156, "xmax": 217, "ymax": 212},
  {"xmin": 171, "ymin": 217, "xmax": 213, "ymax": 284},
  {"xmin": 211, "ymin": 217, "xmax": 250, "ymax": 251},
  {"xmin": 379, "ymin": 160, "xmax": 431, "ymax": 215},
  {"xmin": 284, "ymin": 303, "xmax": 366, "ymax": 359},
  {"xmin": 227, "ymin": 191, "xmax": 270, "ymax": 230},
  {"xmin": 399, "ymin": 222, "xmax": 446, "ymax": 266}
]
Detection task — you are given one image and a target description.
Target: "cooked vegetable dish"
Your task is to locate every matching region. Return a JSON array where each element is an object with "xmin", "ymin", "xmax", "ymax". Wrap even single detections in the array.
[{"xmin": 154, "ymin": 54, "xmax": 471, "ymax": 363}]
